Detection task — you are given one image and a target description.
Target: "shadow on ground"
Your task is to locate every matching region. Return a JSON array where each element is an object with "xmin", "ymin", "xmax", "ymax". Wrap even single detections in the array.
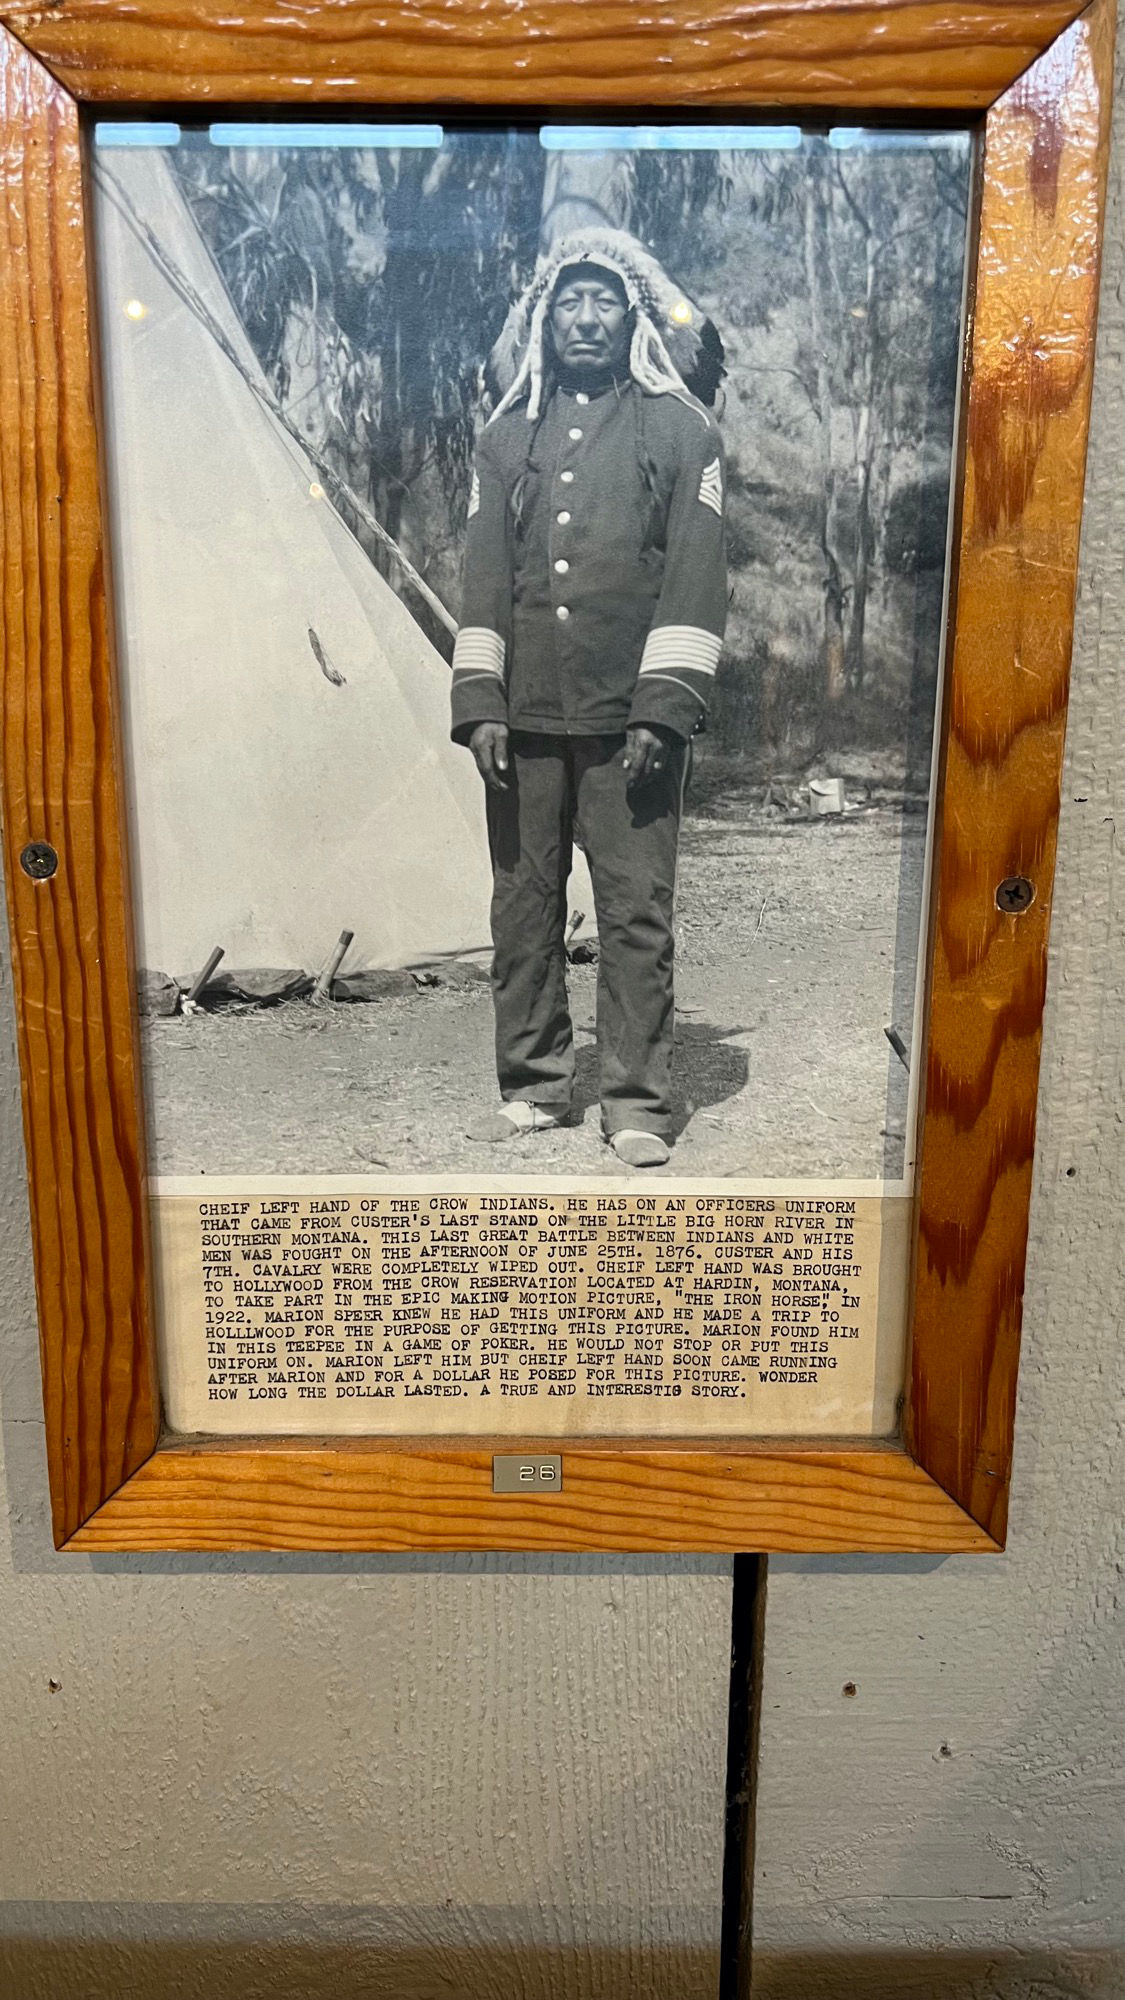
[{"xmin": 568, "ymin": 1020, "xmax": 750, "ymax": 1139}]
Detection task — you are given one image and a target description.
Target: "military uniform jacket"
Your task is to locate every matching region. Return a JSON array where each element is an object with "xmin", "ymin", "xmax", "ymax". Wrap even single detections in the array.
[{"xmin": 450, "ymin": 379, "xmax": 727, "ymax": 746}]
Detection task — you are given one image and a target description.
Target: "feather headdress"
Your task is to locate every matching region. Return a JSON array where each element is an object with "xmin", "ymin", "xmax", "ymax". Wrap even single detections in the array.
[{"xmin": 487, "ymin": 228, "xmax": 724, "ymax": 423}]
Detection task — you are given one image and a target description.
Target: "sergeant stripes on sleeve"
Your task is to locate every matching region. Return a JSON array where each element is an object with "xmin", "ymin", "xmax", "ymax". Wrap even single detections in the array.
[{"xmin": 697, "ymin": 456, "xmax": 723, "ymax": 517}]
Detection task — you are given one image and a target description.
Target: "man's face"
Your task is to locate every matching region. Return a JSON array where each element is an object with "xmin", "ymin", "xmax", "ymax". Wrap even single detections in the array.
[{"xmin": 549, "ymin": 265, "xmax": 630, "ymax": 378}]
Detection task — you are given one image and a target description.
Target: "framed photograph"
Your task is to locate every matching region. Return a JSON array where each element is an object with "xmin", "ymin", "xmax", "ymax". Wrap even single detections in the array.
[{"xmin": 0, "ymin": 0, "xmax": 1113, "ymax": 1551}]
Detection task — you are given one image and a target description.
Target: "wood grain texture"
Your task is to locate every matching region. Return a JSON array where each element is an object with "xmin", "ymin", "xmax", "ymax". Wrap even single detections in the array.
[
  {"xmin": 0, "ymin": 28, "xmax": 159, "ymax": 1543},
  {"xmin": 65, "ymin": 1438, "xmax": 997, "ymax": 1552},
  {"xmin": 907, "ymin": 0, "xmax": 1115, "ymax": 1541},
  {"xmin": 0, "ymin": 0, "xmax": 1086, "ymax": 109}
]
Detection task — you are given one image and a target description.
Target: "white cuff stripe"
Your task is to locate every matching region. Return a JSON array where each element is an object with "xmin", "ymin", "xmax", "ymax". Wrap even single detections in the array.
[
  {"xmin": 452, "ymin": 627, "xmax": 505, "ymax": 678},
  {"xmin": 636, "ymin": 671, "xmax": 710, "ymax": 706},
  {"xmin": 639, "ymin": 625, "xmax": 722, "ymax": 677}
]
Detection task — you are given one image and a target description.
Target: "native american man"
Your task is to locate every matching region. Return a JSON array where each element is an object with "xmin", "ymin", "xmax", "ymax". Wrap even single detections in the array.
[{"xmin": 451, "ymin": 230, "xmax": 728, "ymax": 1168}]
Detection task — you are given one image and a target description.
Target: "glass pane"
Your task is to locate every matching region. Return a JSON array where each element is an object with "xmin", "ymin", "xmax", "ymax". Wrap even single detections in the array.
[{"xmin": 91, "ymin": 118, "xmax": 971, "ymax": 1441}]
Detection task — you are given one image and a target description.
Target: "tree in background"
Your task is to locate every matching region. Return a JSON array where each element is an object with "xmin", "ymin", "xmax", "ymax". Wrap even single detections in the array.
[{"xmin": 657, "ymin": 137, "xmax": 969, "ymax": 769}]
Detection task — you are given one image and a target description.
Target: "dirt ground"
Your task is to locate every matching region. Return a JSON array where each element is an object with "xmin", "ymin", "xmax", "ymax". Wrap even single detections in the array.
[{"xmin": 142, "ymin": 807, "xmax": 924, "ymax": 1182}]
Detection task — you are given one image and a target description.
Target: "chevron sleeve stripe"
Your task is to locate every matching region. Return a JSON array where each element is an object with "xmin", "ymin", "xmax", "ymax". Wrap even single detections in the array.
[{"xmin": 697, "ymin": 457, "xmax": 723, "ymax": 516}]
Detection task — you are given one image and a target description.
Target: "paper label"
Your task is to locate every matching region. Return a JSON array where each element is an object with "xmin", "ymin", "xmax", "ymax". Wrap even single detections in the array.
[{"xmin": 154, "ymin": 1188, "xmax": 910, "ymax": 1437}]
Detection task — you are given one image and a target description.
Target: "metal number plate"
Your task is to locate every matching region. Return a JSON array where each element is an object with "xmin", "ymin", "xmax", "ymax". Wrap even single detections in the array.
[{"xmin": 492, "ymin": 1454, "xmax": 563, "ymax": 1494}]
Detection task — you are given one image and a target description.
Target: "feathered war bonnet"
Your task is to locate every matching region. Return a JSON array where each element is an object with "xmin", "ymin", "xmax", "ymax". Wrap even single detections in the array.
[{"xmin": 486, "ymin": 228, "xmax": 724, "ymax": 423}]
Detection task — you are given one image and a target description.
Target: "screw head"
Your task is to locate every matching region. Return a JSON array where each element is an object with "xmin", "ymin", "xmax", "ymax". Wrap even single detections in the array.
[
  {"xmin": 19, "ymin": 841, "xmax": 58, "ymax": 882},
  {"xmin": 996, "ymin": 874, "xmax": 1035, "ymax": 914}
]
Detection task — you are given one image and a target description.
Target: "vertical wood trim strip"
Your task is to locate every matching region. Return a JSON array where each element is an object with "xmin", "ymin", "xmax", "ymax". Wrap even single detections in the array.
[
  {"xmin": 0, "ymin": 27, "xmax": 159, "ymax": 1542},
  {"xmin": 907, "ymin": 0, "xmax": 1115, "ymax": 1541}
]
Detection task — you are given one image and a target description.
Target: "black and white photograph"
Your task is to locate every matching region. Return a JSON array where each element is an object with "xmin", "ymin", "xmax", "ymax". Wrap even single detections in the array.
[{"xmin": 93, "ymin": 119, "xmax": 971, "ymax": 1184}]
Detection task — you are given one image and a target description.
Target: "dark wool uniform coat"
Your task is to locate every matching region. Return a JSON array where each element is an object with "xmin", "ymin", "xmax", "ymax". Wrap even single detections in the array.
[{"xmin": 450, "ymin": 378, "xmax": 728, "ymax": 745}]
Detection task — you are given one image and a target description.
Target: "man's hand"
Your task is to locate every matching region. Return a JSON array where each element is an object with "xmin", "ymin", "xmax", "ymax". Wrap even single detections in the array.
[
  {"xmin": 623, "ymin": 725, "xmax": 672, "ymax": 787},
  {"xmin": 469, "ymin": 722, "xmax": 510, "ymax": 790}
]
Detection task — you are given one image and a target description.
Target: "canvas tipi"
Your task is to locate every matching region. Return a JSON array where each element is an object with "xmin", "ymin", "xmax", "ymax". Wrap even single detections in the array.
[{"xmin": 94, "ymin": 148, "xmax": 592, "ymax": 977}]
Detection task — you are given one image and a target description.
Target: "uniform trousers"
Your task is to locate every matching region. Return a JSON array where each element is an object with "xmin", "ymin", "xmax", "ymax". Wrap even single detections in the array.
[{"xmin": 486, "ymin": 730, "xmax": 684, "ymax": 1138}]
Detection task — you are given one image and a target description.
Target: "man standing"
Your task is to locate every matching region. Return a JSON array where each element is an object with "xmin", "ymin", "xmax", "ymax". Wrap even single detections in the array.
[{"xmin": 452, "ymin": 231, "xmax": 727, "ymax": 1168}]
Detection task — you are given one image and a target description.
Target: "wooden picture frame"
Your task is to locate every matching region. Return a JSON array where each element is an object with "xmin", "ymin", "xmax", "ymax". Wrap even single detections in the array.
[{"xmin": 0, "ymin": 0, "xmax": 1113, "ymax": 1553}]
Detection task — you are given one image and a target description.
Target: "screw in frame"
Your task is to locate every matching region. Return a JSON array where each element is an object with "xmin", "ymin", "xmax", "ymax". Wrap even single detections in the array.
[
  {"xmin": 996, "ymin": 875, "xmax": 1035, "ymax": 914},
  {"xmin": 19, "ymin": 842, "xmax": 59, "ymax": 882}
]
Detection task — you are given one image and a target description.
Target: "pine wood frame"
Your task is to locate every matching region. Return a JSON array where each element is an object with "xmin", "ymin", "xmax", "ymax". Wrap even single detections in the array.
[{"xmin": 0, "ymin": 0, "xmax": 1114, "ymax": 1552}]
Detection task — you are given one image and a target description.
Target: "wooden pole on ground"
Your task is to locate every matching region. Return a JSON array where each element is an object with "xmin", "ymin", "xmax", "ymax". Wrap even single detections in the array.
[
  {"xmin": 310, "ymin": 929, "xmax": 353, "ymax": 1006},
  {"xmin": 182, "ymin": 946, "xmax": 224, "ymax": 1017}
]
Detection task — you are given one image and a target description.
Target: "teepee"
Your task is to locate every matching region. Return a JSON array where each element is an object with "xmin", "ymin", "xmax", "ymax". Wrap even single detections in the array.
[{"xmin": 94, "ymin": 149, "xmax": 578, "ymax": 976}]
